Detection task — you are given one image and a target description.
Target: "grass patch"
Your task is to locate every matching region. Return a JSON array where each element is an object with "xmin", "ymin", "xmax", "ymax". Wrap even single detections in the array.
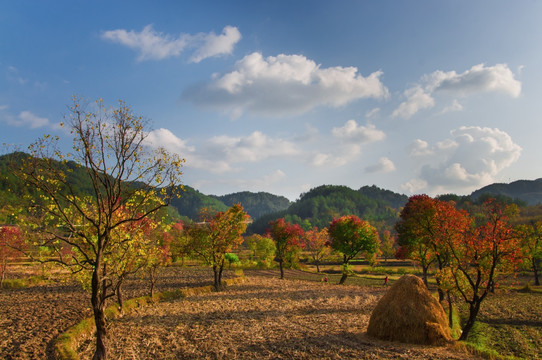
[{"xmin": 0, "ymin": 275, "xmax": 50, "ymax": 289}]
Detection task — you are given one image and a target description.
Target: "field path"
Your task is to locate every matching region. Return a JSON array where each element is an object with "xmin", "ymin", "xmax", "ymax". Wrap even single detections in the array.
[{"xmin": 78, "ymin": 270, "xmax": 480, "ymax": 359}]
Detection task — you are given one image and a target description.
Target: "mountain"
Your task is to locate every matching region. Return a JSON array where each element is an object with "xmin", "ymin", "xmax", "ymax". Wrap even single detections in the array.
[
  {"xmin": 248, "ymin": 184, "xmax": 408, "ymax": 234},
  {"xmin": 212, "ymin": 191, "xmax": 291, "ymax": 220},
  {"xmin": 470, "ymin": 179, "xmax": 542, "ymax": 205}
]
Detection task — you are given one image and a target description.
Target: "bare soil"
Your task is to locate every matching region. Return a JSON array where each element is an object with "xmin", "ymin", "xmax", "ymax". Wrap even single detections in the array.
[
  {"xmin": 78, "ymin": 269, "xmax": 480, "ymax": 360},
  {"xmin": 0, "ymin": 266, "xmax": 227, "ymax": 360}
]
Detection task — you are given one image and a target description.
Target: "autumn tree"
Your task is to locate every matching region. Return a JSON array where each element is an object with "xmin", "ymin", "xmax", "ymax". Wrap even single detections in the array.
[
  {"xmin": 379, "ymin": 230, "xmax": 396, "ymax": 262},
  {"xmin": 515, "ymin": 221, "xmax": 542, "ymax": 286},
  {"xmin": 245, "ymin": 233, "xmax": 276, "ymax": 267},
  {"xmin": 187, "ymin": 204, "xmax": 248, "ymax": 290},
  {"xmin": 303, "ymin": 227, "xmax": 330, "ymax": 272},
  {"xmin": 268, "ymin": 218, "xmax": 304, "ymax": 279},
  {"xmin": 439, "ymin": 199, "xmax": 521, "ymax": 340},
  {"xmin": 395, "ymin": 195, "xmax": 439, "ymax": 286},
  {"xmin": 328, "ymin": 215, "xmax": 379, "ymax": 284},
  {"xmin": 17, "ymin": 98, "xmax": 183, "ymax": 360}
]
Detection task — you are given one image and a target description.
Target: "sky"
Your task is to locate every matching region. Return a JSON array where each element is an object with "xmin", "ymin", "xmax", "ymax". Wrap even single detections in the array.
[{"xmin": 1, "ymin": 1, "xmax": 542, "ymax": 201}]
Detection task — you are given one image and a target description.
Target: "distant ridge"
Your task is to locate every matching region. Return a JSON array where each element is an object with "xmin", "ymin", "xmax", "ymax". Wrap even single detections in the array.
[{"xmin": 470, "ymin": 178, "xmax": 542, "ymax": 205}]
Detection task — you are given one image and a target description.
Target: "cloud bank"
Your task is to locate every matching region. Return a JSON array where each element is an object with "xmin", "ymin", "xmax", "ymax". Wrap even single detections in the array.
[
  {"xmin": 183, "ymin": 52, "xmax": 388, "ymax": 117},
  {"xmin": 393, "ymin": 63, "xmax": 521, "ymax": 119},
  {"xmin": 402, "ymin": 126, "xmax": 521, "ymax": 194}
]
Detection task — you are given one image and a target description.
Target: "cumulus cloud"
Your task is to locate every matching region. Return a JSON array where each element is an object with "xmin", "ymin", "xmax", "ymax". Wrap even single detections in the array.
[
  {"xmin": 1, "ymin": 110, "xmax": 50, "ymax": 129},
  {"xmin": 183, "ymin": 52, "xmax": 388, "ymax": 117},
  {"xmin": 402, "ymin": 126, "xmax": 522, "ymax": 194},
  {"xmin": 392, "ymin": 86, "xmax": 434, "ymax": 119},
  {"xmin": 393, "ymin": 63, "xmax": 521, "ymax": 119},
  {"xmin": 189, "ymin": 26, "xmax": 241, "ymax": 63},
  {"xmin": 365, "ymin": 157, "xmax": 396, "ymax": 174},
  {"xmin": 146, "ymin": 128, "xmax": 195, "ymax": 153},
  {"xmin": 332, "ymin": 120, "xmax": 386, "ymax": 143},
  {"xmin": 206, "ymin": 131, "xmax": 299, "ymax": 164},
  {"xmin": 426, "ymin": 63, "xmax": 521, "ymax": 97},
  {"xmin": 101, "ymin": 25, "xmax": 241, "ymax": 62},
  {"xmin": 439, "ymin": 99, "xmax": 463, "ymax": 114},
  {"xmin": 311, "ymin": 120, "xmax": 386, "ymax": 168}
]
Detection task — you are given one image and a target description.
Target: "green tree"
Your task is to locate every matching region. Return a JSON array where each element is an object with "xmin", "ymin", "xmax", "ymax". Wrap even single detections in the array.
[
  {"xmin": 18, "ymin": 98, "xmax": 183, "ymax": 360},
  {"xmin": 515, "ymin": 221, "xmax": 542, "ymax": 285},
  {"xmin": 245, "ymin": 234, "xmax": 276, "ymax": 267},
  {"xmin": 379, "ymin": 230, "xmax": 396, "ymax": 262},
  {"xmin": 328, "ymin": 215, "xmax": 379, "ymax": 284}
]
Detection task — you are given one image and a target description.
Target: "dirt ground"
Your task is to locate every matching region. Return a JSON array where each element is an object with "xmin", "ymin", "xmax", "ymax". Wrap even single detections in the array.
[
  {"xmin": 0, "ymin": 266, "xmax": 229, "ymax": 360},
  {"xmin": 78, "ymin": 269, "xmax": 480, "ymax": 360}
]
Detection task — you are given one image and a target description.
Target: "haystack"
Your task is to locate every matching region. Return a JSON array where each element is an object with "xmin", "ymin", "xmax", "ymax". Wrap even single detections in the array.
[{"xmin": 366, "ymin": 274, "xmax": 452, "ymax": 345}]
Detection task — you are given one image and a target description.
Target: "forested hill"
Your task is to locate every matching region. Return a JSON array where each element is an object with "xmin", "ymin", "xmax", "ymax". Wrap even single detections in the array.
[
  {"xmin": 212, "ymin": 191, "xmax": 291, "ymax": 220},
  {"xmin": 248, "ymin": 184, "xmax": 408, "ymax": 234},
  {"xmin": 470, "ymin": 178, "xmax": 542, "ymax": 205}
]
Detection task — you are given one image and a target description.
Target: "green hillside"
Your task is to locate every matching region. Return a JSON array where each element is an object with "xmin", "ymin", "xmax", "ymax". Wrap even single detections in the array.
[
  {"xmin": 470, "ymin": 178, "xmax": 542, "ymax": 205},
  {"xmin": 248, "ymin": 184, "xmax": 408, "ymax": 234},
  {"xmin": 212, "ymin": 191, "xmax": 291, "ymax": 219}
]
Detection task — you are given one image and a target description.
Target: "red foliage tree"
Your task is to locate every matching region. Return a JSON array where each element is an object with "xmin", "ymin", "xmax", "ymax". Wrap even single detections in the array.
[
  {"xmin": 268, "ymin": 218, "xmax": 304, "ymax": 279},
  {"xmin": 439, "ymin": 199, "xmax": 522, "ymax": 340}
]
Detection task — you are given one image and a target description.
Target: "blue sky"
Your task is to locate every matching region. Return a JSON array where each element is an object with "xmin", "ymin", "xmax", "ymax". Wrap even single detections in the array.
[{"xmin": 2, "ymin": 1, "xmax": 542, "ymax": 200}]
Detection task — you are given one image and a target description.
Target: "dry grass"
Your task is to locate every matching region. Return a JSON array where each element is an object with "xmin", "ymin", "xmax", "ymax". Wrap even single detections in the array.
[{"xmin": 78, "ymin": 270, "xmax": 479, "ymax": 359}]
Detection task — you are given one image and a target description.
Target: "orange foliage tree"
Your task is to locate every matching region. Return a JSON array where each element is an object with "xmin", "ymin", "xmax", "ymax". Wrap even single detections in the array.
[
  {"xmin": 303, "ymin": 227, "xmax": 330, "ymax": 272},
  {"xmin": 439, "ymin": 199, "xmax": 522, "ymax": 340},
  {"xmin": 187, "ymin": 204, "xmax": 248, "ymax": 290}
]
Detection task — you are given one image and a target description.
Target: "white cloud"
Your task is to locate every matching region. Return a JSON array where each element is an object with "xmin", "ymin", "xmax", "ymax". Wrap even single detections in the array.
[
  {"xmin": 403, "ymin": 126, "xmax": 522, "ymax": 194},
  {"xmin": 365, "ymin": 157, "xmax": 396, "ymax": 173},
  {"xmin": 189, "ymin": 26, "xmax": 241, "ymax": 63},
  {"xmin": 365, "ymin": 107, "xmax": 380, "ymax": 118},
  {"xmin": 392, "ymin": 86, "xmax": 434, "ymax": 119},
  {"xmin": 101, "ymin": 25, "xmax": 241, "ymax": 62},
  {"xmin": 183, "ymin": 52, "xmax": 388, "ymax": 117},
  {"xmin": 439, "ymin": 99, "xmax": 463, "ymax": 114},
  {"xmin": 393, "ymin": 63, "xmax": 521, "ymax": 119},
  {"xmin": 146, "ymin": 128, "xmax": 195, "ymax": 153},
  {"xmin": 332, "ymin": 120, "xmax": 386, "ymax": 143},
  {"xmin": 2, "ymin": 110, "xmax": 50, "ymax": 129},
  {"xmin": 427, "ymin": 63, "xmax": 521, "ymax": 97},
  {"xmin": 207, "ymin": 131, "xmax": 299, "ymax": 164}
]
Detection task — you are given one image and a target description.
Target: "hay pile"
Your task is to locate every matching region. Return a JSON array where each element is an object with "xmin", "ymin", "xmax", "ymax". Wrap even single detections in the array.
[{"xmin": 367, "ymin": 274, "xmax": 452, "ymax": 345}]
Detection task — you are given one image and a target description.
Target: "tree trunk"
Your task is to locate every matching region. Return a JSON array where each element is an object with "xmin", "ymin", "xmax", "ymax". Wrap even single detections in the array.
[
  {"xmin": 218, "ymin": 264, "xmax": 224, "ymax": 288},
  {"xmin": 533, "ymin": 259, "xmax": 540, "ymax": 286},
  {"xmin": 338, "ymin": 272, "xmax": 348, "ymax": 285},
  {"xmin": 149, "ymin": 267, "xmax": 157, "ymax": 298},
  {"xmin": 459, "ymin": 301, "xmax": 481, "ymax": 341},
  {"xmin": 279, "ymin": 259, "xmax": 284, "ymax": 279},
  {"xmin": 422, "ymin": 265, "xmax": 429, "ymax": 288},
  {"xmin": 315, "ymin": 261, "xmax": 320, "ymax": 273},
  {"xmin": 339, "ymin": 257, "xmax": 349, "ymax": 284},
  {"xmin": 436, "ymin": 277, "xmax": 445, "ymax": 302},
  {"xmin": 213, "ymin": 264, "xmax": 220, "ymax": 291},
  {"xmin": 91, "ymin": 266, "xmax": 107, "ymax": 360}
]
